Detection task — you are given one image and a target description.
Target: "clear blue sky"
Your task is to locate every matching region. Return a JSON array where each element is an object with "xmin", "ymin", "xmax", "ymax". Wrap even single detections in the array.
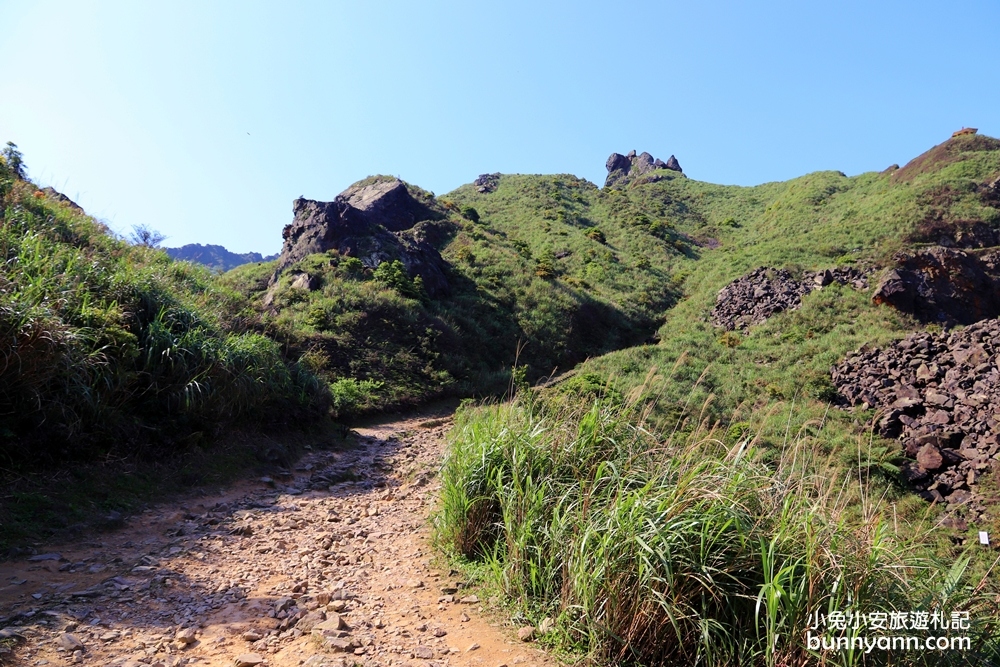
[{"xmin": 2, "ymin": 1, "xmax": 998, "ymax": 254}]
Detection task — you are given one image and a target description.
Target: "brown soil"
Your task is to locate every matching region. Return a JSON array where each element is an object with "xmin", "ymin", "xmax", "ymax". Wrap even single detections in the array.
[
  {"xmin": 0, "ymin": 409, "xmax": 557, "ymax": 667},
  {"xmin": 892, "ymin": 135, "xmax": 1000, "ymax": 183}
]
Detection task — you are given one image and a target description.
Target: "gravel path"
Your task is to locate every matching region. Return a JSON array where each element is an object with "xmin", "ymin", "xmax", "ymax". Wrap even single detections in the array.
[{"xmin": 0, "ymin": 411, "xmax": 554, "ymax": 667}]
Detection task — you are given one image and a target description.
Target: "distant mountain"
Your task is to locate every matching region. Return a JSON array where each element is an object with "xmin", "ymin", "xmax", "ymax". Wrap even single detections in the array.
[{"xmin": 164, "ymin": 243, "xmax": 278, "ymax": 272}]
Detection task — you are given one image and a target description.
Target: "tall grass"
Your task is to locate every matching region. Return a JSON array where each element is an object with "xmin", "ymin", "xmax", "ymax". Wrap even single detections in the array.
[
  {"xmin": 0, "ymin": 158, "xmax": 329, "ymax": 463},
  {"xmin": 435, "ymin": 385, "xmax": 999, "ymax": 666}
]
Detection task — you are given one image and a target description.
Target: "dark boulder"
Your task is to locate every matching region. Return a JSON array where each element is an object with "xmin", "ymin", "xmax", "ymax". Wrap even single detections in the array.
[
  {"xmin": 605, "ymin": 153, "xmax": 630, "ymax": 173},
  {"xmin": 871, "ymin": 247, "xmax": 1000, "ymax": 324},
  {"xmin": 664, "ymin": 155, "xmax": 682, "ymax": 172},
  {"xmin": 634, "ymin": 152, "xmax": 656, "ymax": 173}
]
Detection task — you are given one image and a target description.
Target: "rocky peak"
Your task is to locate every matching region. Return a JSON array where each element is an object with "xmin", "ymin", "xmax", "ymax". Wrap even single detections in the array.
[
  {"xmin": 273, "ymin": 176, "xmax": 451, "ymax": 297},
  {"xmin": 474, "ymin": 173, "xmax": 500, "ymax": 193},
  {"xmin": 40, "ymin": 186, "xmax": 83, "ymax": 212},
  {"xmin": 604, "ymin": 150, "xmax": 682, "ymax": 188}
]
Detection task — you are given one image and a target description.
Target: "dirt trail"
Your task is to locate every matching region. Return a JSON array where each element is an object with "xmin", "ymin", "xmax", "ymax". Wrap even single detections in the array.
[{"xmin": 0, "ymin": 409, "xmax": 554, "ymax": 667}]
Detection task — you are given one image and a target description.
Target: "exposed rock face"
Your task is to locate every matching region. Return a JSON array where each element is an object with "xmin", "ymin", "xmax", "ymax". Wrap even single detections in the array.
[
  {"xmin": 40, "ymin": 186, "xmax": 83, "ymax": 212},
  {"xmin": 273, "ymin": 177, "xmax": 451, "ymax": 297},
  {"xmin": 604, "ymin": 151, "xmax": 682, "ymax": 188},
  {"xmin": 474, "ymin": 173, "xmax": 500, "ymax": 193},
  {"xmin": 871, "ymin": 247, "xmax": 1000, "ymax": 325},
  {"xmin": 832, "ymin": 320, "xmax": 1000, "ymax": 518},
  {"xmin": 982, "ymin": 175, "xmax": 1000, "ymax": 205},
  {"xmin": 712, "ymin": 266, "xmax": 869, "ymax": 331}
]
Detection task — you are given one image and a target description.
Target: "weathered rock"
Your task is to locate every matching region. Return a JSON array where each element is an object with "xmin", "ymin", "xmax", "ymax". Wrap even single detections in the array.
[
  {"xmin": 604, "ymin": 150, "xmax": 683, "ymax": 188},
  {"xmin": 517, "ymin": 626, "xmax": 535, "ymax": 642},
  {"xmin": 916, "ymin": 445, "xmax": 944, "ymax": 471},
  {"xmin": 605, "ymin": 153, "xmax": 630, "ymax": 174},
  {"xmin": 235, "ymin": 653, "xmax": 264, "ymax": 667},
  {"xmin": 40, "ymin": 187, "xmax": 84, "ymax": 212},
  {"xmin": 28, "ymin": 552, "xmax": 63, "ymax": 562},
  {"xmin": 272, "ymin": 177, "xmax": 451, "ymax": 297},
  {"xmin": 832, "ymin": 317, "xmax": 1000, "ymax": 520},
  {"xmin": 290, "ymin": 271, "xmax": 321, "ymax": 291},
  {"xmin": 174, "ymin": 627, "xmax": 197, "ymax": 644},
  {"xmin": 712, "ymin": 266, "xmax": 869, "ymax": 331},
  {"xmin": 413, "ymin": 645, "xmax": 435, "ymax": 659},
  {"xmin": 58, "ymin": 633, "xmax": 85, "ymax": 651},
  {"xmin": 474, "ymin": 172, "xmax": 500, "ymax": 193},
  {"xmin": 312, "ymin": 613, "xmax": 350, "ymax": 637},
  {"xmin": 872, "ymin": 247, "xmax": 1000, "ymax": 324}
]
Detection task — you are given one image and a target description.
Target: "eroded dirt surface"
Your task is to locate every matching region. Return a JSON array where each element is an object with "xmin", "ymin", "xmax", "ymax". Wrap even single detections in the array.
[{"xmin": 0, "ymin": 410, "xmax": 554, "ymax": 667}]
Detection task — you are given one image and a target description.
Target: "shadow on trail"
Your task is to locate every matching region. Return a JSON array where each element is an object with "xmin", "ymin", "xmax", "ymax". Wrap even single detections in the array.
[{"xmin": 0, "ymin": 399, "xmax": 460, "ymax": 665}]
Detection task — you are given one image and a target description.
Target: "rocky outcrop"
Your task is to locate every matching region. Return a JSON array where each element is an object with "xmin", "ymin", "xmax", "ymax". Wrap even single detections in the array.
[
  {"xmin": 871, "ymin": 247, "xmax": 1000, "ymax": 325},
  {"xmin": 832, "ymin": 320, "xmax": 1000, "ymax": 519},
  {"xmin": 604, "ymin": 150, "xmax": 682, "ymax": 188},
  {"xmin": 474, "ymin": 173, "xmax": 500, "ymax": 193},
  {"xmin": 712, "ymin": 267, "xmax": 869, "ymax": 331},
  {"xmin": 273, "ymin": 177, "xmax": 451, "ymax": 297},
  {"xmin": 982, "ymin": 175, "xmax": 1000, "ymax": 205},
  {"xmin": 40, "ymin": 187, "xmax": 83, "ymax": 212}
]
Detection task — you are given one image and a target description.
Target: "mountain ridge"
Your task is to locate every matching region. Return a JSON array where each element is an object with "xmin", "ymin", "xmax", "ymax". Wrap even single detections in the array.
[{"xmin": 164, "ymin": 242, "xmax": 278, "ymax": 272}]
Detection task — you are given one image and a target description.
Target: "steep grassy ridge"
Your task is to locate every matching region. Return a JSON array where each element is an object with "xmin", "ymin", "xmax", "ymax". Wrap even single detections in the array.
[
  {"xmin": 438, "ymin": 136, "xmax": 1000, "ymax": 665},
  {"xmin": 0, "ymin": 152, "xmax": 328, "ymax": 465},
  {"xmin": 222, "ymin": 174, "xmax": 688, "ymax": 416}
]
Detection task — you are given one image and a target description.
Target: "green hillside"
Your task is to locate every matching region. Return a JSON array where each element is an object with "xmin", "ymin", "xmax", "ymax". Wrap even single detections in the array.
[
  {"xmin": 0, "ymin": 145, "xmax": 328, "ymax": 464},
  {"xmin": 435, "ymin": 135, "xmax": 1000, "ymax": 665},
  {"xmin": 4, "ymin": 133, "xmax": 1000, "ymax": 663}
]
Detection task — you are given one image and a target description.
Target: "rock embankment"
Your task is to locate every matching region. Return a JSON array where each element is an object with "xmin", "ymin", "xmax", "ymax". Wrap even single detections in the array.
[
  {"xmin": 711, "ymin": 267, "xmax": 868, "ymax": 331},
  {"xmin": 832, "ymin": 320, "xmax": 1000, "ymax": 520}
]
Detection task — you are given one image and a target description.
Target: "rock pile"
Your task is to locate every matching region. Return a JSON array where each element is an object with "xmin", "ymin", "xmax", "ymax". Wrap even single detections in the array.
[
  {"xmin": 474, "ymin": 173, "xmax": 500, "ymax": 193},
  {"xmin": 712, "ymin": 267, "xmax": 869, "ymax": 331},
  {"xmin": 832, "ymin": 320, "xmax": 1000, "ymax": 519},
  {"xmin": 604, "ymin": 150, "xmax": 682, "ymax": 188}
]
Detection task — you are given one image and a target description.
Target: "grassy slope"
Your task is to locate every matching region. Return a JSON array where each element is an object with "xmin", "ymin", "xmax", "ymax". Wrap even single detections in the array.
[
  {"xmin": 435, "ymin": 136, "xmax": 1000, "ymax": 665},
  {"xmin": 505, "ymin": 136, "xmax": 1000, "ymax": 449},
  {"xmin": 0, "ymin": 161, "xmax": 329, "ymax": 464},
  {"xmin": 223, "ymin": 174, "xmax": 689, "ymax": 416}
]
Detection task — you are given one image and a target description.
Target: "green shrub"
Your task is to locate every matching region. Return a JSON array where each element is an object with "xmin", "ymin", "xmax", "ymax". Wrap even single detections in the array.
[{"xmin": 460, "ymin": 206, "xmax": 480, "ymax": 223}]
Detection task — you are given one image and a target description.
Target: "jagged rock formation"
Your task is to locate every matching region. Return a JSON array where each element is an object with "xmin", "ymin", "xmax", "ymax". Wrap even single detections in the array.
[
  {"xmin": 164, "ymin": 244, "xmax": 278, "ymax": 272},
  {"xmin": 871, "ymin": 247, "xmax": 1000, "ymax": 325},
  {"xmin": 273, "ymin": 177, "xmax": 452, "ymax": 296},
  {"xmin": 832, "ymin": 321, "xmax": 1000, "ymax": 519},
  {"xmin": 604, "ymin": 150, "xmax": 682, "ymax": 188},
  {"xmin": 40, "ymin": 186, "xmax": 83, "ymax": 212},
  {"xmin": 712, "ymin": 267, "xmax": 869, "ymax": 331},
  {"xmin": 474, "ymin": 173, "xmax": 500, "ymax": 193}
]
